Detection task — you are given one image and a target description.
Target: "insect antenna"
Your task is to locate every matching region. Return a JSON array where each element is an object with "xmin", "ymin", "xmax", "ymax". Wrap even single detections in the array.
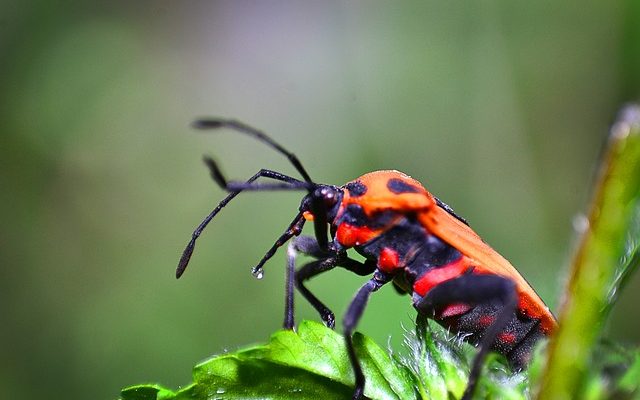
[
  {"xmin": 178, "ymin": 119, "xmax": 331, "ymax": 279},
  {"xmin": 193, "ymin": 118, "xmax": 330, "ymax": 249},
  {"xmin": 193, "ymin": 118, "xmax": 314, "ymax": 184},
  {"xmin": 176, "ymin": 159, "xmax": 304, "ymax": 278}
]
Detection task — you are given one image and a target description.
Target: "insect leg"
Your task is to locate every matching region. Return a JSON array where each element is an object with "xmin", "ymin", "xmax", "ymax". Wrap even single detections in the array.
[
  {"xmin": 288, "ymin": 237, "xmax": 377, "ymax": 329},
  {"xmin": 255, "ymin": 212, "xmax": 305, "ymax": 278},
  {"xmin": 293, "ymin": 254, "xmax": 339, "ymax": 328},
  {"xmin": 343, "ymin": 273, "xmax": 389, "ymax": 400},
  {"xmin": 413, "ymin": 274, "xmax": 517, "ymax": 400},
  {"xmin": 256, "ymin": 213, "xmax": 304, "ymax": 329},
  {"xmin": 340, "ymin": 257, "xmax": 378, "ymax": 277},
  {"xmin": 284, "ymin": 239, "xmax": 296, "ymax": 329}
]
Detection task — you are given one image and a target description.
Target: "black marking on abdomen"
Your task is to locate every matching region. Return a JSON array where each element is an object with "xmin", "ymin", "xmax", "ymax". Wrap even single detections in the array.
[{"xmin": 437, "ymin": 303, "xmax": 541, "ymax": 368}]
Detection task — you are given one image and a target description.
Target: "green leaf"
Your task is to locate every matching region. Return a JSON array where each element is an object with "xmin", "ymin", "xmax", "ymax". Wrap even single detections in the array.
[
  {"xmin": 411, "ymin": 316, "xmax": 467, "ymax": 398},
  {"xmin": 538, "ymin": 105, "xmax": 640, "ymax": 399},
  {"xmin": 184, "ymin": 356, "xmax": 351, "ymax": 399},
  {"xmin": 226, "ymin": 320, "xmax": 353, "ymax": 386},
  {"xmin": 408, "ymin": 316, "xmax": 529, "ymax": 400},
  {"xmin": 121, "ymin": 320, "xmax": 419, "ymax": 400},
  {"xmin": 352, "ymin": 332, "xmax": 417, "ymax": 400},
  {"xmin": 120, "ymin": 384, "xmax": 176, "ymax": 400},
  {"xmin": 122, "ymin": 319, "xmax": 532, "ymax": 400}
]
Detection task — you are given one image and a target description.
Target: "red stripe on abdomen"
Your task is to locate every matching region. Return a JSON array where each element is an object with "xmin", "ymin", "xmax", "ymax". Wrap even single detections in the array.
[{"xmin": 413, "ymin": 256, "xmax": 472, "ymax": 296}]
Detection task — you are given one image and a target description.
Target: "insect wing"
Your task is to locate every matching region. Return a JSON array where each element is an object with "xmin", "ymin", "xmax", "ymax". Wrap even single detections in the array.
[{"xmin": 419, "ymin": 205, "xmax": 556, "ymax": 332}]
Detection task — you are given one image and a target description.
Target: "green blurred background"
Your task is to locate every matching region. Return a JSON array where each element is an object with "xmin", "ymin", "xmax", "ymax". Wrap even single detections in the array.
[{"xmin": 1, "ymin": 1, "xmax": 639, "ymax": 399}]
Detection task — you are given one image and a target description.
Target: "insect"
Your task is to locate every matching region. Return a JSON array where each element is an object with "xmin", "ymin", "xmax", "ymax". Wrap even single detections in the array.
[{"xmin": 177, "ymin": 119, "xmax": 557, "ymax": 400}]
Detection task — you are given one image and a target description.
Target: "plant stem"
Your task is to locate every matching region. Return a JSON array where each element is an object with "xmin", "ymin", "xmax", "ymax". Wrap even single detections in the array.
[{"xmin": 537, "ymin": 105, "xmax": 640, "ymax": 400}]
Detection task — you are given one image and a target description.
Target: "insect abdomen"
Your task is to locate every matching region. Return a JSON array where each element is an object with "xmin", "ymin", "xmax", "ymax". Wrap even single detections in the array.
[{"xmin": 437, "ymin": 302, "xmax": 546, "ymax": 367}]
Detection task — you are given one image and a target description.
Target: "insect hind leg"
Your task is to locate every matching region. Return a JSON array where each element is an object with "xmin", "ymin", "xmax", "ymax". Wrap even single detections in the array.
[{"xmin": 414, "ymin": 273, "xmax": 518, "ymax": 400}]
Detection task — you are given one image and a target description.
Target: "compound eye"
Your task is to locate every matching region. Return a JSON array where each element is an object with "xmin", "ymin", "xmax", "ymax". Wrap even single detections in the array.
[
  {"xmin": 321, "ymin": 188, "xmax": 339, "ymax": 207},
  {"xmin": 313, "ymin": 187, "xmax": 335, "ymax": 206}
]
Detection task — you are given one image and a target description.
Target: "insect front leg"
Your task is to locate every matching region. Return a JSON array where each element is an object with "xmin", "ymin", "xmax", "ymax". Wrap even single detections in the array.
[
  {"xmin": 287, "ymin": 236, "xmax": 337, "ymax": 328},
  {"xmin": 293, "ymin": 256, "xmax": 339, "ymax": 328},
  {"xmin": 413, "ymin": 273, "xmax": 517, "ymax": 400},
  {"xmin": 287, "ymin": 236, "xmax": 376, "ymax": 329}
]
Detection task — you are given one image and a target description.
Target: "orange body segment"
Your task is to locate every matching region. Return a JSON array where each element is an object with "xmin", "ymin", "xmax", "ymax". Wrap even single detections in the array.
[{"xmin": 342, "ymin": 170, "xmax": 435, "ymax": 215}]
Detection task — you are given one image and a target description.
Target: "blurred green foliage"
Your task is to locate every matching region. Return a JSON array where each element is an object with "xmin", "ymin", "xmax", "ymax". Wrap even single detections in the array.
[{"xmin": 1, "ymin": 2, "xmax": 638, "ymax": 400}]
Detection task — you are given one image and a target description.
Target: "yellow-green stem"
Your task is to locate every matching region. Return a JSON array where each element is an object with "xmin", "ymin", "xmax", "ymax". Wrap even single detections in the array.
[{"xmin": 537, "ymin": 105, "xmax": 640, "ymax": 400}]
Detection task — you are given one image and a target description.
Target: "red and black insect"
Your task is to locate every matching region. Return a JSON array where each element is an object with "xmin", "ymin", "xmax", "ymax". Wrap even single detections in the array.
[{"xmin": 177, "ymin": 119, "xmax": 557, "ymax": 400}]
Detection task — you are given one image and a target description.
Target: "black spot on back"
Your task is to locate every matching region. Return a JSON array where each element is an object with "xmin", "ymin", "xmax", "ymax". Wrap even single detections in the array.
[
  {"xmin": 387, "ymin": 178, "xmax": 420, "ymax": 194},
  {"xmin": 345, "ymin": 181, "xmax": 367, "ymax": 197}
]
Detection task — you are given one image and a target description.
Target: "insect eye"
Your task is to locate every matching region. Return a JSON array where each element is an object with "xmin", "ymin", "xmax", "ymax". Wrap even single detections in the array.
[
  {"xmin": 317, "ymin": 187, "xmax": 338, "ymax": 207},
  {"xmin": 324, "ymin": 192, "xmax": 337, "ymax": 206}
]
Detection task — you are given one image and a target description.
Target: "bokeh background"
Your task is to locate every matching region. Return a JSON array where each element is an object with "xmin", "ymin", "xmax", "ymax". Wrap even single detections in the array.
[{"xmin": 2, "ymin": 1, "xmax": 639, "ymax": 399}]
